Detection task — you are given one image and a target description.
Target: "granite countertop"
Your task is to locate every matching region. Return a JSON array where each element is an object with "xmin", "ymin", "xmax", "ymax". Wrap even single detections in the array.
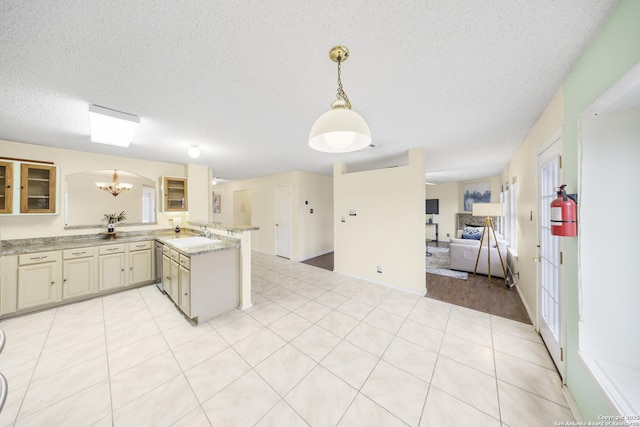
[{"xmin": 0, "ymin": 229, "xmax": 240, "ymax": 256}]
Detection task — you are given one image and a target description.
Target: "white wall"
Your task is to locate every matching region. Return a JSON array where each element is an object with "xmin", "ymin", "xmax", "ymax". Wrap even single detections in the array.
[
  {"xmin": 187, "ymin": 163, "xmax": 209, "ymax": 223},
  {"xmin": 500, "ymin": 89, "xmax": 564, "ymax": 325},
  {"xmin": 579, "ymin": 106, "xmax": 640, "ymax": 370},
  {"xmin": 334, "ymin": 148, "xmax": 426, "ymax": 295},
  {"xmin": 425, "ymin": 182, "xmax": 459, "ymax": 242},
  {"xmin": 0, "ymin": 139, "xmax": 185, "ymax": 240},
  {"xmin": 209, "ymin": 170, "xmax": 333, "ymax": 261}
]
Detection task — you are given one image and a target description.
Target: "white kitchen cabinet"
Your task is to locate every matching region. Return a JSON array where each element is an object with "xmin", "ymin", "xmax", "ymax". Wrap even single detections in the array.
[
  {"xmin": 128, "ymin": 241, "xmax": 152, "ymax": 286},
  {"xmin": 62, "ymin": 247, "xmax": 96, "ymax": 299},
  {"xmin": 169, "ymin": 249, "xmax": 180, "ymax": 303},
  {"xmin": 17, "ymin": 251, "xmax": 62, "ymax": 310},
  {"xmin": 162, "ymin": 253, "xmax": 172, "ymax": 297},
  {"xmin": 98, "ymin": 244, "xmax": 125, "ymax": 291},
  {"xmin": 179, "ymin": 264, "xmax": 191, "ymax": 316}
]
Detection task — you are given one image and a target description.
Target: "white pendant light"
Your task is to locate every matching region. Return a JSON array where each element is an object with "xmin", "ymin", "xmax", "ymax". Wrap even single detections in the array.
[{"xmin": 309, "ymin": 46, "xmax": 371, "ymax": 153}]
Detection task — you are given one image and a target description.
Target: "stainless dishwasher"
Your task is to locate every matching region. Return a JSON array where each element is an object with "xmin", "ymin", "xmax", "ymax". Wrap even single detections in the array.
[{"xmin": 154, "ymin": 241, "xmax": 164, "ymax": 292}]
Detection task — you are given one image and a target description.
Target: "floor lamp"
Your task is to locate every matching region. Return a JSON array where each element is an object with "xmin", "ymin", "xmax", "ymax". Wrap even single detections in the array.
[{"xmin": 472, "ymin": 203, "xmax": 507, "ymax": 287}]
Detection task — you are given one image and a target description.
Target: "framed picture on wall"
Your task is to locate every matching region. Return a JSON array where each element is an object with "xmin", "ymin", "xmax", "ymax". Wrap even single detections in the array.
[
  {"xmin": 212, "ymin": 193, "xmax": 221, "ymax": 213},
  {"xmin": 463, "ymin": 181, "xmax": 491, "ymax": 212}
]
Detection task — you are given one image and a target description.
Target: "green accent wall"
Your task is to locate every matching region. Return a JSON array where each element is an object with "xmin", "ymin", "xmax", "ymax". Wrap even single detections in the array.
[{"xmin": 563, "ymin": 0, "xmax": 640, "ymax": 420}]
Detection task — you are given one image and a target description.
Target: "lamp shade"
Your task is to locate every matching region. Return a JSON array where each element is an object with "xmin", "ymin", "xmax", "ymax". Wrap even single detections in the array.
[
  {"xmin": 472, "ymin": 203, "xmax": 504, "ymax": 217},
  {"xmin": 309, "ymin": 104, "xmax": 371, "ymax": 153}
]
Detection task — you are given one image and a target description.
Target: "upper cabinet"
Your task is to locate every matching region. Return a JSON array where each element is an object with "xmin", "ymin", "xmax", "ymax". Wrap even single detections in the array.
[
  {"xmin": 0, "ymin": 159, "xmax": 59, "ymax": 215},
  {"xmin": 162, "ymin": 176, "xmax": 188, "ymax": 211},
  {"xmin": 0, "ymin": 161, "xmax": 14, "ymax": 214},
  {"xmin": 21, "ymin": 163, "xmax": 57, "ymax": 213}
]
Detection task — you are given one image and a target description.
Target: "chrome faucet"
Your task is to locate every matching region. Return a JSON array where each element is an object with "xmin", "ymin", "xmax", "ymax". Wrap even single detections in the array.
[{"xmin": 201, "ymin": 226, "xmax": 212, "ymax": 238}]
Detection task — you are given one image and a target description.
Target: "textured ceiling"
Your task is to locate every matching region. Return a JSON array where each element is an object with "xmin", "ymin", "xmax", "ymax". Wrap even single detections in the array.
[{"xmin": 0, "ymin": 0, "xmax": 618, "ymax": 183}]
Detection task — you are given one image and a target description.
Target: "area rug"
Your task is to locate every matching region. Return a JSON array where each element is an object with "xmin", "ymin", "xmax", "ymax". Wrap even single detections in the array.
[{"xmin": 426, "ymin": 246, "xmax": 468, "ymax": 280}]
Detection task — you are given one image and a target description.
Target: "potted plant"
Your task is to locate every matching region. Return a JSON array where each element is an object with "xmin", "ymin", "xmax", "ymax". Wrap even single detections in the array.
[{"xmin": 102, "ymin": 210, "xmax": 126, "ymax": 232}]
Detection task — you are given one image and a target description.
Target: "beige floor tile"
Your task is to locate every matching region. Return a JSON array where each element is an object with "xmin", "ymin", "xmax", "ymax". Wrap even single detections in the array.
[
  {"xmin": 110, "ymin": 351, "xmax": 182, "ymax": 410},
  {"xmin": 492, "ymin": 330, "xmax": 555, "ymax": 370},
  {"xmin": 172, "ymin": 406, "xmax": 212, "ymax": 427},
  {"xmin": 317, "ymin": 310, "xmax": 360, "ymax": 338},
  {"xmin": 440, "ymin": 333, "xmax": 495, "ymax": 376},
  {"xmin": 445, "ymin": 315, "xmax": 493, "ymax": 348},
  {"xmin": 15, "ymin": 379, "xmax": 111, "ymax": 427},
  {"xmin": 41, "ymin": 320, "xmax": 105, "ymax": 355},
  {"xmin": 286, "ymin": 365, "xmax": 358, "ymax": 427},
  {"xmin": 33, "ymin": 335, "xmax": 106, "ymax": 381},
  {"xmin": 171, "ymin": 330, "xmax": 229, "ymax": 371},
  {"xmin": 498, "ymin": 380, "xmax": 574, "ymax": 427},
  {"xmin": 275, "ymin": 293, "xmax": 310, "ymax": 311},
  {"xmin": 345, "ymin": 322, "xmax": 394, "ymax": 357},
  {"xmin": 161, "ymin": 319, "xmax": 211, "ymax": 348},
  {"xmin": 233, "ymin": 327, "xmax": 286, "ymax": 366},
  {"xmin": 450, "ymin": 305, "xmax": 491, "ymax": 328},
  {"xmin": 363, "ymin": 308, "xmax": 405, "ymax": 334},
  {"xmin": 490, "ymin": 315, "xmax": 541, "ymax": 343},
  {"xmin": 207, "ymin": 308, "xmax": 247, "ymax": 329},
  {"xmin": 255, "ymin": 344, "xmax": 317, "ymax": 396},
  {"xmin": 294, "ymin": 300, "xmax": 333, "ymax": 323},
  {"xmin": 339, "ymin": 393, "xmax": 408, "ymax": 427},
  {"xmin": 255, "ymin": 400, "xmax": 309, "ymax": 427},
  {"xmin": 361, "ymin": 361, "xmax": 430, "ymax": 426},
  {"xmin": 106, "ymin": 318, "xmax": 160, "ymax": 351},
  {"xmin": 315, "ymin": 291, "xmax": 349, "ymax": 309},
  {"xmin": 249, "ymin": 302, "xmax": 291, "ymax": 326},
  {"xmin": 108, "ymin": 332, "xmax": 170, "ymax": 376},
  {"xmin": 396, "ymin": 319, "xmax": 444, "ymax": 353},
  {"xmin": 291, "ymin": 325, "xmax": 341, "ymax": 361},
  {"xmin": 376, "ymin": 298, "xmax": 415, "ymax": 318},
  {"xmin": 201, "ymin": 371, "xmax": 281, "ymax": 426},
  {"xmin": 321, "ymin": 339, "xmax": 379, "ymax": 389},
  {"xmin": 420, "ymin": 386, "xmax": 501, "ymax": 427},
  {"xmin": 337, "ymin": 298, "xmax": 375, "ymax": 320},
  {"xmin": 267, "ymin": 312, "xmax": 313, "ymax": 341},
  {"xmin": 216, "ymin": 315, "xmax": 263, "ymax": 344},
  {"xmin": 383, "ymin": 336, "xmax": 438, "ymax": 383},
  {"xmin": 113, "ymin": 375, "xmax": 199, "ymax": 427},
  {"xmin": 0, "ymin": 385, "xmax": 28, "ymax": 427},
  {"xmin": 184, "ymin": 347, "xmax": 251, "ymax": 403},
  {"xmin": 407, "ymin": 304, "xmax": 450, "ymax": 331},
  {"xmin": 431, "ymin": 357, "xmax": 499, "ymax": 419},
  {"xmin": 2, "ymin": 358, "xmax": 37, "ymax": 391}
]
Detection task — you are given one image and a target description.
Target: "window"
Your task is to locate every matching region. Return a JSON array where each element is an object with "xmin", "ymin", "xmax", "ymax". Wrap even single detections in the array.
[{"xmin": 502, "ymin": 177, "xmax": 518, "ymax": 251}]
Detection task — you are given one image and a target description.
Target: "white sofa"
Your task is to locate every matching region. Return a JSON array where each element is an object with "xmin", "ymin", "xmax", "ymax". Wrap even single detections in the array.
[{"xmin": 449, "ymin": 229, "xmax": 508, "ymax": 278}]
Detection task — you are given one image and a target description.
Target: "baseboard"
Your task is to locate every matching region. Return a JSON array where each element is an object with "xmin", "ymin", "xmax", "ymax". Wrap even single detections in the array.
[
  {"xmin": 239, "ymin": 302, "xmax": 253, "ymax": 311},
  {"xmin": 562, "ymin": 385, "xmax": 584, "ymax": 422},
  {"xmin": 515, "ymin": 283, "xmax": 536, "ymax": 328}
]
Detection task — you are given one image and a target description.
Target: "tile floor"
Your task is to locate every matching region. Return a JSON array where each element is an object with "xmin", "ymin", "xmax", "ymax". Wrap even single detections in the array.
[{"xmin": 0, "ymin": 251, "xmax": 575, "ymax": 426}]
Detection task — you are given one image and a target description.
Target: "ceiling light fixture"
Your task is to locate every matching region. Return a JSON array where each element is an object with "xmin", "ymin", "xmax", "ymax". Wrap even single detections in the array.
[
  {"xmin": 187, "ymin": 145, "xmax": 200, "ymax": 158},
  {"xmin": 89, "ymin": 104, "xmax": 140, "ymax": 147},
  {"xmin": 309, "ymin": 45, "xmax": 371, "ymax": 153},
  {"xmin": 211, "ymin": 177, "xmax": 218, "ymax": 186},
  {"xmin": 96, "ymin": 170, "xmax": 133, "ymax": 197}
]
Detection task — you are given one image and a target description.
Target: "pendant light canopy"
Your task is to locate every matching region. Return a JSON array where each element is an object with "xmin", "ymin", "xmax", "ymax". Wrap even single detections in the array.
[{"xmin": 309, "ymin": 46, "xmax": 371, "ymax": 153}]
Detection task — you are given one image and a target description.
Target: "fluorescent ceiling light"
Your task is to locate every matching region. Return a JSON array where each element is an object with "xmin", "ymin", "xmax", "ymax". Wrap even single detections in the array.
[{"xmin": 89, "ymin": 104, "xmax": 140, "ymax": 147}]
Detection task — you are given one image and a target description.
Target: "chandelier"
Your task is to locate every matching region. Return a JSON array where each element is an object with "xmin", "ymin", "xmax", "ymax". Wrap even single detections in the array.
[
  {"xmin": 309, "ymin": 45, "xmax": 371, "ymax": 153},
  {"xmin": 96, "ymin": 170, "xmax": 133, "ymax": 197}
]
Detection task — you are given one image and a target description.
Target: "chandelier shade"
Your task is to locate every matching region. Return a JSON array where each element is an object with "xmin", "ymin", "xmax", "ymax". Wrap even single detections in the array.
[{"xmin": 96, "ymin": 170, "xmax": 133, "ymax": 197}]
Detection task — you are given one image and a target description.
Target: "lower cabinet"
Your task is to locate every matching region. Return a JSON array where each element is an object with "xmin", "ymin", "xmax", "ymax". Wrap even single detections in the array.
[
  {"xmin": 178, "ymin": 254, "xmax": 191, "ymax": 316},
  {"xmin": 168, "ymin": 249, "xmax": 180, "ymax": 303},
  {"xmin": 62, "ymin": 247, "xmax": 96, "ymax": 299},
  {"xmin": 98, "ymin": 244, "xmax": 126, "ymax": 291},
  {"xmin": 17, "ymin": 251, "xmax": 62, "ymax": 310},
  {"xmin": 128, "ymin": 241, "xmax": 152, "ymax": 286}
]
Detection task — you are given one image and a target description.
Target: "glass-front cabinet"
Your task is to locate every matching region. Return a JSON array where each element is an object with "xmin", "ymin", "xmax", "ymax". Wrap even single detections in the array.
[
  {"xmin": 20, "ymin": 163, "xmax": 57, "ymax": 213},
  {"xmin": 163, "ymin": 176, "xmax": 188, "ymax": 211},
  {"xmin": 0, "ymin": 161, "xmax": 13, "ymax": 213}
]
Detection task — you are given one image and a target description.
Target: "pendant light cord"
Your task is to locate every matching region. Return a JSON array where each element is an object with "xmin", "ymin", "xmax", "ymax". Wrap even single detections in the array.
[{"xmin": 336, "ymin": 60, "xmax": 352, "ymax": 110}]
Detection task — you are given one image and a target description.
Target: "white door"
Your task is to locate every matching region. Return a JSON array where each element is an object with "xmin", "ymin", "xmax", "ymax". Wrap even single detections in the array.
[
  {"xmin": 537, "ymin": 136, "xmax": 565, "ymax": 377},
  {"xmin": 275, "ymin": 184, "xmax": 292, "ymax": 259}
]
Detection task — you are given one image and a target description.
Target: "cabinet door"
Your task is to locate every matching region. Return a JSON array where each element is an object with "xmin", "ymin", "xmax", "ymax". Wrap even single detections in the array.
[
  {"xmin": 163, "ymin": 177, "xmax": 188, "ymax": 211},
  {"xmin": 18, "ymin": 262, "xmax": 59, "ymax": 309},
  {"xmin": 20, "ymin": 163, "xmax": 57, "ymax": 213},
  {"xmin": 169, "ymin": 260, "xmax": 180, "ymax": 303},
  {"xmin": 129, "ymin": 249, "xmax": 152, "ymax": 286},
  {"xmin": 162, "ymin": 254, "xmax": 172, "ymax": 295},
  {"xmin": 99, "ymin": 253, "xmax": 125, "ymax": 290},
  {"xmin": 179, "ymin": 265, "xmax": 191, "ymax": 316},
  {"xmin": 0, "ymin": 161, "xmax": 13, "ymax": 214},
  {"xmin": 63, "ymin": 257, "xmax": 94, "ymax": 299}
]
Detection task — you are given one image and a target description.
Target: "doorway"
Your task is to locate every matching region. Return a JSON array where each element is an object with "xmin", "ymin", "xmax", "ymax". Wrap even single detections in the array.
[
  {"xmin": 275, "ymin": 184, "xmax": 292, "ymax": 259},
  {"xmin": 537, "ymin": 135, "xmax": 565, "ymax": 378}
]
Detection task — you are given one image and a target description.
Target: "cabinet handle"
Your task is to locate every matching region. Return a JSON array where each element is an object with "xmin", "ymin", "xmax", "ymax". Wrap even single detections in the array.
[
  {"xmin": 130, "ymin": 267, "xmax": 133, "ymax": 270},
  {"xmin": 63, "ymin": 278, "xmax": 67, "ymax": 282},
  {"xmin": 50, "ymin": 281, "xmax": 55, "ymax": 286},
  {"xmin": 71, "ymin": 251, "xmax": 86, "ymax": 256},
  {"xmin": 121, "ymin": 268, "xmax": 124, "ymax": 272}
]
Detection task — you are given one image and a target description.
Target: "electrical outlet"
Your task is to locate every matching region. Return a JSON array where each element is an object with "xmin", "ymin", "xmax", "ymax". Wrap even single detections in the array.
[
  {"xmin": 446, "ymin": 233, "xmax": 450, "ymax": 237},
  {"xmin": 376, "ymin": 265, "xmax": 383, "ymax": 273}
]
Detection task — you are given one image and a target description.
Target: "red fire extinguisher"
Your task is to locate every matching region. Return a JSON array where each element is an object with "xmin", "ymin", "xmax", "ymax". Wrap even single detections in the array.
[{"xmin": 550, "ymin": 184, "xmax": 577, "ymax": 237}]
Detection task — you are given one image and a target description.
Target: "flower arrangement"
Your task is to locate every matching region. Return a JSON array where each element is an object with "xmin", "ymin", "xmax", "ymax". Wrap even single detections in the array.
[{"xmin": 102, "ymin": 210, "xmax": 126, "ymax": 232}]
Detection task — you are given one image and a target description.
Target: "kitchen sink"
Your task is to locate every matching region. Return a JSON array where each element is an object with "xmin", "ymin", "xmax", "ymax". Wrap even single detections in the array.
[{"xmin": 164, "ymin": 236, "xmax": 222, "ymax": 248}]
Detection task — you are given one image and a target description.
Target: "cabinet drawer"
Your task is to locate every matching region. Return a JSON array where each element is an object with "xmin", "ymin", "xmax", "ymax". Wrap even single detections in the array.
[
  {"xmin": 63, "ymin": 247, "xmax": 96, "ymax": 259},
  {"xmin": 128, "ymin": 241, "xmax": 151, "ymax": 251},
  {"xmin": 19, "ymin": 251, "xmax": 58, "ymax": 265},
  {"xmin": 99, "ymin": 244, "xmax": 125, "ymax": 255},
  {"xmin": 170, "ymin": 249, "xmax": 179, "ymax": 261},
  {"xmin": 163, "ymin": 245, "xmax": 172, "ymax": 257},
  {"xmin": 179, "ymin": 254, "xmax": 190, "ymax": 269}
]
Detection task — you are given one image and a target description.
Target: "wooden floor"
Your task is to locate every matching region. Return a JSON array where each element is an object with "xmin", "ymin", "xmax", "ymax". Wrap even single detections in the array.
[{"xmin": 302, "ymin": 251, "xmax": 531, "ymax": 324}]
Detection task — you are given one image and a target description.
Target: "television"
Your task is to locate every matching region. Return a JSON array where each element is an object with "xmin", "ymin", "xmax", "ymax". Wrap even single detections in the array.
[{"xmin": 425, "ymin": 198, "xmax": 439, "ymax": 215}]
